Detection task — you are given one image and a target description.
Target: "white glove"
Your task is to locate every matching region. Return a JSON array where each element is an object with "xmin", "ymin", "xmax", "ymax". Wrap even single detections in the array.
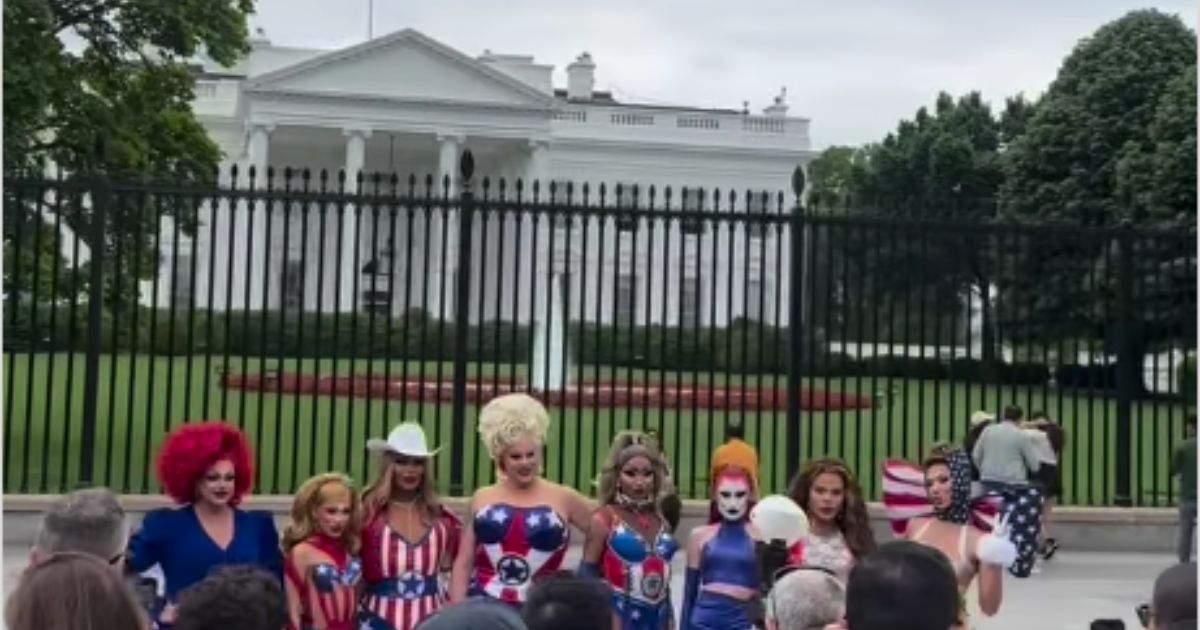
[{"xmin": 975, "ymin": 513, "xmax": 1018, "ymax": 568}]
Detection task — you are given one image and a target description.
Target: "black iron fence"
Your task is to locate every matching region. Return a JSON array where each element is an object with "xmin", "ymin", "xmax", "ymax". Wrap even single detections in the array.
[{"xmin": 4, "ymin": 156, "xmax": 1195, "ymax": 506}]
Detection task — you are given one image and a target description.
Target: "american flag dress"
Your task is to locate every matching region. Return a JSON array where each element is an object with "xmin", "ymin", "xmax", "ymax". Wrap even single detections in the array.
[
  {"xmin": 599, "ymin": 509, "xmax": 678, "ymax": 630},
  {"xmin": 471, "ymin": 503, "xmax": 569, "ymax": 606},
  {"xmin": 284, "ymin": 535, "xmax": 361, "ymax": 630},
  {"xmin": 881, "ymin": 449, "xmax": 1042, "ymax": 577},
  {"xmin": 358, "ymin": 507, "xmax": 461, "ymax": 630}
]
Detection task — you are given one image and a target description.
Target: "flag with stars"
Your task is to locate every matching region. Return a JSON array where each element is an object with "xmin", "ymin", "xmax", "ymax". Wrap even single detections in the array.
[{"xmin": 472, "ymin": 504, "xmax": 569, "ymax": 605}]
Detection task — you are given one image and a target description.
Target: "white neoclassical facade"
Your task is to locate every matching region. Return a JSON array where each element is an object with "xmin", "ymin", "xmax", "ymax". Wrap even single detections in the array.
[{"xmin": 161, "ymin": 28, "xmax": 814, "ymax": 328}]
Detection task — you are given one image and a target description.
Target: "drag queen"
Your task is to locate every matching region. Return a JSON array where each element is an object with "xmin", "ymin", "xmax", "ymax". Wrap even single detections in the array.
[
  {"xmin": 681, "ymin": 452, "xmax": 761, "ymax": 630},
  {"xmin": 785, "ymin": 458, "xmax": 876, "ymax": 581},
  {"xmin": 359, "ymin": 422, "xmax": 461, "ymax": 630},
  {"xmin": 883, "ymin": 446, "xmax": 1016, "ymax": 621},
  {"xmin": 581, "ymin": 431, "xmax": 679, "ymax": 630},
  {"xmin": 127, "ymin": 422, "xmax": 283, "ymax": 628},
  {"xmin": 449, "ymin": 394, "xmax": 593, "ymax": 607},
  {"xmin": 283, "ymin": 473, "xmax": 362, "ymax": 630}
]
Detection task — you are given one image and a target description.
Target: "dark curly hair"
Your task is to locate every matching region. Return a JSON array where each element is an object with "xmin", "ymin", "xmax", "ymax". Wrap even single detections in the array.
[
  {"xmin": 174, "ymin": 566, "xmax": 285, "ymax": 630},
  {"xmin": 156, "ymin": 422, "xmax": 254, "ymax": 506},
  {"xmin": 787, "ymin": 458, "xmax": 876, "ymax": 559}
]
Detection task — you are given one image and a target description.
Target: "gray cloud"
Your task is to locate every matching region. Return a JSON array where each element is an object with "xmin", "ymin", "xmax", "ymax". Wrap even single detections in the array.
[{"xmin": 248, "ymin": 0, "xmax": 1196, "ymax": 147}]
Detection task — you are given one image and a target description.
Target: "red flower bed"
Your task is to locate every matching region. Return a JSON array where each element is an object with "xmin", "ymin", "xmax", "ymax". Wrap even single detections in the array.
[{"xmin": 222, "ymin": 373, "xmax": 874, "ymax": 412}]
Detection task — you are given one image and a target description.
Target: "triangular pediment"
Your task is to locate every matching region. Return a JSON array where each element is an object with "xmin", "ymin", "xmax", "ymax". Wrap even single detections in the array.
[{"xmin": 247, "ymin": 29, "xmax": 555, "ymax": 108}]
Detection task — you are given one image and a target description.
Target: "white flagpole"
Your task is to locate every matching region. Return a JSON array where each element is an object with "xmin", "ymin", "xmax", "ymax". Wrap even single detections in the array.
[{"xmin": 367, "ymin": 0, "xmax": 374, "ymax": 39}]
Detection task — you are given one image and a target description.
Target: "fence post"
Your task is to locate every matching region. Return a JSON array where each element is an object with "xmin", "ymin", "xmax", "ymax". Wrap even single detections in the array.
[
  {"xmin": 1113, "ymin": 222, "xmax": 1136, "ymax": 507},
  {"xmin": 449, "ymin": 151, "xmax": 476, "ymax": 496},
  {"xmin": 785, "ymin": 165, "xmax": 807, "ymax": 481},
  {"xmin": 79, "ymin": 175, "xmax": 109, "ymax": 488}
]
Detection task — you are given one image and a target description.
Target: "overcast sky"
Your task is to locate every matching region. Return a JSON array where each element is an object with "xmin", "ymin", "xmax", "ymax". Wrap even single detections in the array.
[{"xmin": 249, "ymin": 1, "xmax": 1196, "ymax": 148}]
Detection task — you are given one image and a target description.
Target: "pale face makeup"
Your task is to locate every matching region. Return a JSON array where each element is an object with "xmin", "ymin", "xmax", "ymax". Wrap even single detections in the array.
[
  {"xmin": 716, "ymin": 474, "xmax": 751, "ymax": 521},
  {"xmin": 315, "ymin": 483, "xmax": 353, "ymax": 538},
  {"xmin": 502, "ymin": 438, "xmax": 541, "ymax": 486},
  {"xmin": 925, "ymin": 463, "xmax": 953, "ymax": 511},
  {"xmin": 197, "ymin": 459, "xmax": 236, "ymax": 507}
]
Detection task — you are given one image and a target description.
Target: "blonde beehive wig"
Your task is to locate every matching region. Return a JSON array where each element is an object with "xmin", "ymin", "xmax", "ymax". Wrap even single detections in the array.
[{"xmin": 477, "ymin": 393, "xmax": 551, "ymax": 460}]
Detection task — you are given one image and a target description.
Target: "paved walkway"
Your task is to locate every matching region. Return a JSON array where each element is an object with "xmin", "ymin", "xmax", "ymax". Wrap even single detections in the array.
[{"xmin": 3, "ymin": 543, "xmax": 1177, "ymax": 630}]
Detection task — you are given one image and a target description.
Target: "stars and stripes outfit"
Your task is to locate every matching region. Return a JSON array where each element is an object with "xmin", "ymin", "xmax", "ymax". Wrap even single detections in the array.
[
  {"xmin": 882, "ymin": 450, "xmax": 1001, "ymax": 535},
  {"xmin": 883, "ymin": 447, "xmax": 1041, "ymax": 577},
  {"xmin": 988, "ymin": 484, "xmax": 1044, "ymax": 577},
  {"xmin": 358, "ymin": 506, "xmax": 461, "ymax": 630},
  {"xmin": 598, "ymin": 508, "xmax": 678, "ymax": 630},
  {"xmin": 284, "ymin": 535, "xmax": 362, "ymax": 630},
  {"xmin": 471, "ymin": 503, "xmax": 569, "ymax": 606}
]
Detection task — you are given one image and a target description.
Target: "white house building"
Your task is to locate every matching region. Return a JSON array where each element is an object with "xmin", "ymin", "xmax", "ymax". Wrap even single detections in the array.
[{"xmin": 162, "ymin": 27, "xmax": 814, "ymax": 328}]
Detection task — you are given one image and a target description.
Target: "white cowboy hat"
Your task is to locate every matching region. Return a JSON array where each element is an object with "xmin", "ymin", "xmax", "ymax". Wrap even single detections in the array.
[
  {"xmin": 970, "ymin": 410, "xmax": 997, "ymax": 428},
  {"xmin": 366, "ymin": 422, "xmax": 440, "ymax": 458}
]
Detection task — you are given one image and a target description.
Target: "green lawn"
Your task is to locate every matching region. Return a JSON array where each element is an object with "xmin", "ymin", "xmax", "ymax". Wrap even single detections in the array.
[{"xmin": 3, "ymin": 352, "xmax": 1189, "ymax": 506}]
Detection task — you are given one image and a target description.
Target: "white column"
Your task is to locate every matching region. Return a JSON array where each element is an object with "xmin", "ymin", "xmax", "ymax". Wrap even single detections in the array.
[
  {"xmin": 199, "ymin": 158, "xmax": 237, "ymax": 310},
  {"xmin": 339, "ymin": 128, "xmax": 371, "ymax": 312},
  {"xmin": 436, "ymin": 132, "xmax": 463, "ymax": 196},
  {"xmin": 435, "ymin": 132, "xmax": 463, "ymax": 320},
  {"xmin": 525, "ymin": 140, "xmax": 551, "ymax": 325},
  {"xmin": 231, "ymin": 123, "xmax": 272, "ymax": 310}
]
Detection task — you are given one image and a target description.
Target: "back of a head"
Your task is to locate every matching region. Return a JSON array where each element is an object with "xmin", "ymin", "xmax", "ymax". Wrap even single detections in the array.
[
  {"xmin": 34, "ymin": 488, "xmax": 126, "ymax": 561},
  {"xmin": 769, "ymin": 568, "xmax": 845, "ymax": 630},
  {"xmin": 845, "ymin": 541, "xmax": 959, "ymax": 630},
  {"xmin": 1153, "ymin": 562, "xmax": 1197, "ymax": 628},
  {"xmin": 174, "ymin": 566, "xmax": 284, "ymax": 630},
  {"xmin": 522, "ymin": 572, "xmax": 611, "ymax": 630},
  {"xmin": 1003, "ymin": 405, "xmax": 1024, "ymax": 422},
  {"xmin": 6, "ymin": 552, "xmax": 146, "ymax": 630},
  {"xmin": 418, "ymin": 599, "xmax": 527, "ymax": 630}
]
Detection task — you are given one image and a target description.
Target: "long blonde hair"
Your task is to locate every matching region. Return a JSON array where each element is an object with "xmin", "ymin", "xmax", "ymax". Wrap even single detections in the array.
[
  {"xmin": 360, "ymin": 453, "xmax": 442, "ymax": 524},
  {"xmin": 597, "ymin": 431, "xmax": 667, "ymax": 508},
  {"xmin": 283, "ymin": 473, "xmax": 362, "ymax": 555}
]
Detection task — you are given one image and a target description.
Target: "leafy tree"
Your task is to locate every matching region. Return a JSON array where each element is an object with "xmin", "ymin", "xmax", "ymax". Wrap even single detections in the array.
[
  {"xmin": 806, "ymin": 146, "xmax": 869, "ymax": 213},
  {"xmin": 996, "ymin": 11, "xmax": 1196, "ymax": 390},
  {"xmin": 3, "ymin": 0, "xmax": 255, "ymax": 307},
  {"xmin": 1115, "ymin": 64, "xmax": 1197, "ymax": 223},
  {"xmin": 999, "ymin": 9, "xmax": 1196, "ymax": 225},
  {"xmin": 831, "ymin": 92, "xmax": 1009, "ymax": 359}
]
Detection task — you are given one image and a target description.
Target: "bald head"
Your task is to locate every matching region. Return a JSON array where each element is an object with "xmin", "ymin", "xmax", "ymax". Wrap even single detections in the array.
[
  {"xmin": 1152, "ymin": 562, "xmax": 1197, "ymax": 629},
  {"xmin": 32, "ymin": 488, "xmax": 127, "ymax": 564}
]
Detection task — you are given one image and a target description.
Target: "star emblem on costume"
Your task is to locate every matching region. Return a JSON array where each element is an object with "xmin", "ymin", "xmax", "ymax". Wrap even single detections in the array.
[
  {"xmin": 497, "ymin": 554, "xmax": 531, "ymax": 585},
  {"xmin": 490, "ymin": 507, "xmax": 510, "ymax": 523},
  {"xmin": 400, "ymin": 572, "xmax": 425, "ymax": 599}
]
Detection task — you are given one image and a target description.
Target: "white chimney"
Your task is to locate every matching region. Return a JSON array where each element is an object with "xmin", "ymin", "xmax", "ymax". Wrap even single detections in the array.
[
  {"xmin": 764, "ymin": 86, "xmax": 789, "ymax": 117},
  {"xmin": 566, "ymin": 52, "xmax": 595, "ymax": 101},
  {"xmin": 249, "ymin": 26, "xmax": 271, "ymax": 49}
]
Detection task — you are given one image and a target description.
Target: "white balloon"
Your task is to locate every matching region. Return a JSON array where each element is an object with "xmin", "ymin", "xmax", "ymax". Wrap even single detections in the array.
[{"xmin": 750, "ymin": 494, "xmax": 810, "ymax": 546}]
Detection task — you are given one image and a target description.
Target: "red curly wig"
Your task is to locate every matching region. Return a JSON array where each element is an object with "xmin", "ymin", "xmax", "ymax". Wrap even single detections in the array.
[{"xmin": 156, "ymin": 422, "xmax": 255, "ymax": 506}]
